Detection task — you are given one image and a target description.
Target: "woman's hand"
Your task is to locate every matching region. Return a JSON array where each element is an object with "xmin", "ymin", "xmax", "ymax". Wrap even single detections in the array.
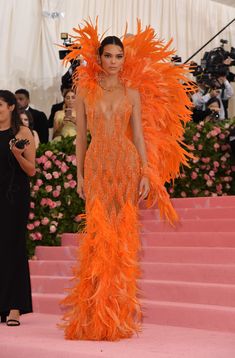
[
  {"xmin": 77, "ymin": 176, "xmax": 86, "ymax": 200},
  {"xmin": 9, "ymin": 139, "xmax": 28, "ymax": 159},
  {"xmin": 138, "ymin": 176, "xmax": 150, "ymax": 203}
]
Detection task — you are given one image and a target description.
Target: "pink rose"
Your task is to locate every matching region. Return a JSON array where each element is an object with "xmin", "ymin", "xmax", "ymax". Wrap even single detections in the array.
[
  {"xmin": 204, "ymin": 174, "xmax": 210, "ymax": 180},
  {"xmin": 204, "ymin": 190, "xmax": 210, "ymax": 196},
  {"xmin": 213, "ymin": 161, "xmax": 219, "ymax": 168},
  {"xmin": 209, "ymin": 170, "xmax": 215, "ymax": 177},
  {"xmin": 67, "ymin": 174, "xmax": 73, "ymax": 180},
  {"xmin": 34, "ymin": 220, "xmax": 40, "ymax": 227},
  {"xmin": 27, "ymin": 223, "xmax": 35, "ymax": 231},
  {"xmin": 55, "ymin": 160, "xmax": 62, "ymax": 167},
  {"xmin": 198, "ymin": 144, "xmax": 203, "ymax": 150},
  {"xmin": 36, "ymin": 179, "xmax": 43, "ymax": 187},
  {"xmin": 72, "ymin": 158, "xmax": 77, "ymax": 166},
  {"xmin": 61, "ymin": 162, "xmax": 69, "ymax": 173},
  {"xmin": 64, "ymin": 182, "xmax": 70, "ymax": 189},
  {"xmin": 47, "ymin": 199, "xmax": 57, "ymax": 209},
  {"xmin": 45, "ymin": 150, "xmax": 53, "ymax": 158},
  {"xmin": 188, "ymin": 145, "xmax": 195, "ymax": 151},
  {"xmin": 30, "ymin": 233, "xmax": 37, "ymax": 241},
  {"xmin": 56, "ymin": 185, "xmax": 61, "ymax": 191},
  {"xmin": 193, "ymin": 135, "xmax": 199, "ymax": 142},
  {"xmin": 45, "ymin": 185, "xmax": 53, "ymax": 193},
  {"xmin": 213, "ymin": 143, "xmax": 220, "ymax": 151},
  {"xmin": 41, "ymin": 217, "xmax": 49, "ymax": 225},
  {"xmin": 44, "ymin": 160, "xmax": 52, "ymax": 170},
  {"xmin": 219, "ymin": 133, "xmax": 225, "ymax": 140},
  {"xmin": 40, "ymin": 198, "xmax": 47, "ymax": 206},
  {"xmin": 66, "ymin": 156, "xmax": 72, "ymax": 162},
  {"xmin": 191, "ymin": 172, "xmax": 198, "ymax": 180},
  {"xmin": 181, "ymin": 191, "xmax": 186, "ymax": 198},
  {"xmin": 33, "ymin": 185, "xmax": 39, "ymax": 191},
  {"xmin": 29, "ymin": 212, "xmax": 35, "ymax": 220},
  {"xmin": 216, "ymin": 184, "xmax": 222, "ymax": 192},
  {"xmin": 49, "ymin": 225, "xmax": 57, "ymax": 233},
  {"xmin": 36, "ymin": 155, "xmax": 47, "ymax": 164},
  {"xmin": 52, "ymin": 190, "xmax": 60, "ymax": 198},
  {"xmin": 201, "ymin": 157, "xmax": 210, "ymax": 163},
  {"xmin": 53, "ymin": 171, "xmax": 60, "ymax": 179},
  {"xmin": 35, "ymin": 232, "xmax": 42, "ymax": 240},
  {"xmin": 30, "ymin": 202, "xmax": 35, "ymax": 209},
  {"xmin": 69, "ymin": 180, "xmax": 77, "ymax": 188},
  {"xmin": 192, "ymin": 189, "xmax": 199, "ymax": 195},
  {"xmin": 221, "ymin": 156, "xmax": 227, "ymax": 162},
  {"xmin": 45, "ymin": 173, "xmax": 52, "ymax": 180},
  {"xmin": 206, "ymin": 180, "xmax": 213, "ymax": 187}
]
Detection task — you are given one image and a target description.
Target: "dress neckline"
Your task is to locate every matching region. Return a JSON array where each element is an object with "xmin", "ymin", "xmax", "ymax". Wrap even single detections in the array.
[{"xmin": 0, "ymin": 127, "xmax": 11, "ymax": 133}]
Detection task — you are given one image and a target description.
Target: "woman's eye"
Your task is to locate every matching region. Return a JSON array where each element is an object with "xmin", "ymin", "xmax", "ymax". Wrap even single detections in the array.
[
  {"xmin": 104, "ymin": 54, "xmax": 111, "ymax": 58},
  {"xmin": 117, "ymin": 55, "xmax": 123, "ymax": 59}
]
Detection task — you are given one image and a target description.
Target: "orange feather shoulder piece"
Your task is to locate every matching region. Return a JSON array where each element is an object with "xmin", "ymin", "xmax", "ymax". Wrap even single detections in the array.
[{"xmin": 64, "ymin": 19, "xmax": 195, "ymax": 223}]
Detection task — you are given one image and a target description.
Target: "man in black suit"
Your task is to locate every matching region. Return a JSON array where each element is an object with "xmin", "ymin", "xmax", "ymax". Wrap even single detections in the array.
[
  {"xmin": 48, "ymin": 84, "xmax": 71, "ymax": 128},
  {"xmin": 15, "ymin": 89, "xmax": 49, "ymax": 143}
]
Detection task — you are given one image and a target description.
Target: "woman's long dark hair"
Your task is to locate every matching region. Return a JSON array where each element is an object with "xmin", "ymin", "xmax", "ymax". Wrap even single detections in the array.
[
  {"xmin": 0, "ymin": 90, "xmax": 21, "ymax": 135},
  {"xmin": 98, "ymin": 36, "xmax": 124, "ymax": 56},
  {"xmin": 19, "ymin": 109, "xmax": 34, "ymax": 132}
]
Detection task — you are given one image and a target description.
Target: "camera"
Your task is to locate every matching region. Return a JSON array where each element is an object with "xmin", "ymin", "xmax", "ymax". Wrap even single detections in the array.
[
  {"xmin": 59, "ymin": 32, "xmax": 81, "ymax": 88},
  {"xmin": 209, "ymin": 110, "xmax": 220, "ymax": 120},
  {"xmin": 11, "ymin": 138, "xmax": 30, "ymax": 149},
  {"xmin": 190, "ymin": 39, "xmax": 235, "ymax": 83}
]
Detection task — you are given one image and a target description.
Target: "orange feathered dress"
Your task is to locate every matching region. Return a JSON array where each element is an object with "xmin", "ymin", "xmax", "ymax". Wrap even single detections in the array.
[{"xmin": 60, "ymin": 19, "xmax": 195, "ymax": 341}]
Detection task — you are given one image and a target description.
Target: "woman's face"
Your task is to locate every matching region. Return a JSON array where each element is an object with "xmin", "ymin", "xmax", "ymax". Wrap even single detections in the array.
[
  {"xmin": 0, "ymin": 99, "xmax": 14, "ymax": 124},
  {"xmin": 20, "ymin": 113, "xmax": 29, "ymax": 127},
  {"xmin": 100, "ymin": 44, "xmax": 124, "ymax": 75},
  {"xmin": 208, "ymin": 101, "xmax": 220, "ymax": 112},
  {"xmin": 64, "ymin": 91, "xmax": 76, "ymax": 108}
]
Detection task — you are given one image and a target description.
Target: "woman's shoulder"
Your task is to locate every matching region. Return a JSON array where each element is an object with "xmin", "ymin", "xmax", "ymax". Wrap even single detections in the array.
[
  {"xmin": 55, "ymin": 109, "xmax": 64, "ymax": 116},
  {"xmin": 17, "ymin": 125, "xmax": 32, "ymax": 137},
  {"xmin": 126, "ymin": 87, "xmax": 140, "ymax": 104}
]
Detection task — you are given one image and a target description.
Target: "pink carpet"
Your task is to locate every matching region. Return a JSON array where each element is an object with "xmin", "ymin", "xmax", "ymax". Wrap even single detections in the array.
[
  {"xmin": 1, "ymin": 196, "xmax": 235, "ymax": 357},
  {"xmin": 1, "ymin": 313, "xmax": 235, "ymax": 358}
]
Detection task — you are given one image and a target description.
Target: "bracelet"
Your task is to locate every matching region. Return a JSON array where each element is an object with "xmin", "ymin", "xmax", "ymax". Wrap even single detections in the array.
[{"xmin": 140, "ymin": 165, "xmax": 150, "ymax": 177}]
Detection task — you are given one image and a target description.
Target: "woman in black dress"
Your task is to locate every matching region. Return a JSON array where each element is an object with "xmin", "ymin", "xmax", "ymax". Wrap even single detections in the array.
[{"xmin": 0, "ymin": 90, "xmax": 35, "ymax": 326}]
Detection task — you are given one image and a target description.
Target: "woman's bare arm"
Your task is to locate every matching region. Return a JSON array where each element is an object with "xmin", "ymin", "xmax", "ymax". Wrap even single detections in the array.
[
  {"xmin": 129, "ymin": 88, "xmax": 150, "ymax": 201},
  {"xmin": 11, "ymin": 126, "xmax": 36, "ymax": 176},
  {"xmin": 76, "ymin": 95, "xmax": 87, "ymax": 182},
  {"xmin": 129, "ymin": 89, "xmax": 148, "ymax": 168}
]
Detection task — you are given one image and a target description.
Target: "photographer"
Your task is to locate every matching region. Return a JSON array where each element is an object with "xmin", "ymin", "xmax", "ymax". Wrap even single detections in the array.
[
  {"xmin": 191, "ymin": 78, "xmax": 220, "ymax": 122},
  {"xmin": 216, "ymin": 72, "xmax": 234, "ymax": 119},
  {"xmin": 204, "ymin": 97, "xmax": 221, "ymax": 122}
]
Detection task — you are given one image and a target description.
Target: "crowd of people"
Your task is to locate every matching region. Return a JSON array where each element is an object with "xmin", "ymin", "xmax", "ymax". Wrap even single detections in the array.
[
  {"xmin": 2, "ymin": 86, "xmax": 77, "ymax": 150},
  {"xmin": 190, "ymin": 73, "xmax": 234, "ymax": 123}
]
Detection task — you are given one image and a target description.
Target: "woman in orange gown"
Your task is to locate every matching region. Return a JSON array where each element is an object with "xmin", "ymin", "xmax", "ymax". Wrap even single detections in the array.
[{"xmin": 61, "ymin": 20, "xmax": 194, "ymax": 341}]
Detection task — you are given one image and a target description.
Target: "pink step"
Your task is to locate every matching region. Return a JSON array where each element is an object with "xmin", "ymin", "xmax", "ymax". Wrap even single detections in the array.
[
  {"xmin": 62, "ymin": 232, "xmax": 235, "ymax": 248},
  {"xmin": 30, "ymin": 260, "xmax": 235, "ymax": 284},
  {"xmin": 31, "ymin": 275, "xmax": 235, "ymax": 307},
  {"xmin": 144, "ymin": 300, "xmax": 235, "ymax": 333},
  {"xmin": 139, "ymin": 196, "xmax": 235, "ymax": 209},
  {"xmin": 31, "ymin": 293, "xmax": 235, "ymax": 333},
  {"xmin": 171, "ymin": 196, "xmax": 235, "ymax": 208},
  {"xmin": 141, "ymin": 219, "xmax": 235, "ymax": 232},
  {"xmin": 29, "ymin": 260, "xmax": 74, "ymax": 277},
  {"xmin": 35, "ymin": 246, "xmax": 235, "ymax": 264},
  {"xmin": 32, "ymin": 293, "xmax": 64, "ymax": 315},
  {"xmin": 140, "ymin": 207, "xmax": 235, "ymax": 220},
  {"xmin": 142, "ymin": 262, "xmax": 235, "ymax": 284}
]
